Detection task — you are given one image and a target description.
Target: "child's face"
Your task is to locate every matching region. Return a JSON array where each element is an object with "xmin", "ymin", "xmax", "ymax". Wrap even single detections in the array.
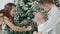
[
  {"xmin": 10, "ymin": 6, "xmax": 16, "ymax": 17},
  {"xmin": 34, "ymin": 12, "xmax": 46, "ymax": 24}
]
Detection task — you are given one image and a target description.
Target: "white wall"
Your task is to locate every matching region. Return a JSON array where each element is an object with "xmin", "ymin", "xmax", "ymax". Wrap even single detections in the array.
[{"xmin": 0, "ymin": 0, "xmax": 14, "ymax": 10}]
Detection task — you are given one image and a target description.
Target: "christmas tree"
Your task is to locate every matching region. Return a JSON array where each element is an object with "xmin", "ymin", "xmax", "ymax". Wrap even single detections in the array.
[{"xmin": 14, "ymin": 0, "xmax": 39, "ymax": 34}]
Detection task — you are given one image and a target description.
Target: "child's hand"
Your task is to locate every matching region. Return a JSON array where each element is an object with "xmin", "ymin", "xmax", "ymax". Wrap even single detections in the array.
[
  {"xmin": 33, "ymin": 31, "xmax": 37, "ymax": 34},
  {"xmin": 26, "ymin": 26, "xmax": 32, "ymax": 31},
  {"xmin": 33, "ymin": 31, "xmax": 42, "ymax": 34}
]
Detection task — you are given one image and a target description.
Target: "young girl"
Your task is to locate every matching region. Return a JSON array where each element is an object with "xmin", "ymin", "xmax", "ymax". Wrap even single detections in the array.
[
  {"xmin": 33, "ymin": 0, "xmax": 60, "ymax": 34},
  {"xmin": 2, "ymin": 3, "xmax": 32, "ymax": 34}
]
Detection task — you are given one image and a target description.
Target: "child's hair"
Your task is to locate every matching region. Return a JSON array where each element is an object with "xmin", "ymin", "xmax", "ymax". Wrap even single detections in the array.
[
  {"xmin": 39, "ymin": 0, "xmax": 54, "ymax": 4},
  {"xmin": 37, "ymin": 12, "xmax": 46, "ymax": 21},
  {"xmin": 35, "ymin": 12, "xmax": 46, "ymax": 24},
  {"xmin": 4, "ymin": 3, "xmax": 16, "ymax": 18}
]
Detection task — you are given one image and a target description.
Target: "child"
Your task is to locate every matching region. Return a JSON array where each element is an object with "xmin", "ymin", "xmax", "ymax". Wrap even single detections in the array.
[{"xmin": 33, "ymin": 12, "xmax": 46, "ymax": 34}]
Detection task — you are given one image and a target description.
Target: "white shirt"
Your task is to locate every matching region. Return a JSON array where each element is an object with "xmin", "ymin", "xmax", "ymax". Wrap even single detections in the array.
[{"xmin": 38, "ymin": 5, "xmax": 60, "ymax": 34}]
